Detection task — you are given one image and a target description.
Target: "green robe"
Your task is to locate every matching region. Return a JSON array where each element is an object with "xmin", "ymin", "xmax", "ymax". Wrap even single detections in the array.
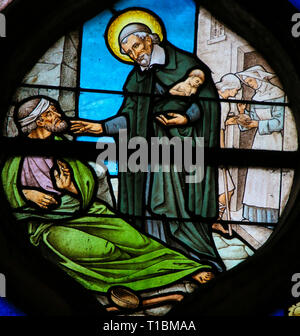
[
  {"xmin": 118, "ymin": 43, "xmax": 220, "ymax": 260},
  {"xmin": 1, "ymin": 156, "xmax": 208, "ymax": 293}
]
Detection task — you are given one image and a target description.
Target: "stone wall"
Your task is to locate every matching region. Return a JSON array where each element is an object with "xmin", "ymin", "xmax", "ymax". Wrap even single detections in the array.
[{"xmin": 3, "ymin": 30, "xmax": 80, "ymax": 137}]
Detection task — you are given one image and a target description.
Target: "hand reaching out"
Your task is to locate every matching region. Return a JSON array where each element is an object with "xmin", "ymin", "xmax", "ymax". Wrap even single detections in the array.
[
  {"xmin": 70, "ymin": 120, "xmax": 103, "ymax": 134},
  {"xmin": 22, "ymin": 189, "xmax": 58, "ymax": 209}
]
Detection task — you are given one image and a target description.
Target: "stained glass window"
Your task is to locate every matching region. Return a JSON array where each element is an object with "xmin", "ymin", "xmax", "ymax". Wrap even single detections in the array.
[{"xmin": 0, "ymin": 0, "xmax": 299, "ymax": 319}]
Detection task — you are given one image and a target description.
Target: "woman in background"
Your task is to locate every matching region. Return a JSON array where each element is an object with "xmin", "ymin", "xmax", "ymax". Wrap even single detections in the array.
[{"xmin": 235, "ymin": 65, "xmax": 285, "ymax": 223}]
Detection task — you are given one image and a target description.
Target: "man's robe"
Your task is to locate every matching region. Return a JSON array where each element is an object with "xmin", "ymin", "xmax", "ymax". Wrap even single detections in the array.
[
  {"xmin": 117, "ymin": 43, "xmax": 220, "ymax": 260},
  {"xmin": 1, "ymin": 156, "xmax": 208, "ymax": 293}
]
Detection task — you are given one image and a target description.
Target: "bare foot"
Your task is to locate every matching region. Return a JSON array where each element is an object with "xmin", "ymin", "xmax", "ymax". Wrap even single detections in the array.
[
  {"xmin": 192, "ymin": 271, "xmax": 215, "ymax": 284},
  {"xmin": 212, "ymin": 223, "xmax": 229, "ymax": 234}
]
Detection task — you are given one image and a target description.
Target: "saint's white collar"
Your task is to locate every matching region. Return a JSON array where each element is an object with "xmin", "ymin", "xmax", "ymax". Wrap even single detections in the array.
[{"xmin": 140, "ymin": 44, "xmax": 166, "ymax": 71}]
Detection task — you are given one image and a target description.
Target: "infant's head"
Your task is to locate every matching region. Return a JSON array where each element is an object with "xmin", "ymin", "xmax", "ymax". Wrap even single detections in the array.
[{"xmin": 189, "ymin": 69, "xmax": 205, "ymax": 87}]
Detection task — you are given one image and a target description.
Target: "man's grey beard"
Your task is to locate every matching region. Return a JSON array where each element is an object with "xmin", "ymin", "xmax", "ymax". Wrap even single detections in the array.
[
  {"xmin": 137, "ymin": 53, "xmax": 151, "ymax": 67},
  {"xmin": 44, "ymin": 120, "xmax": 68, "ymax": 133}
]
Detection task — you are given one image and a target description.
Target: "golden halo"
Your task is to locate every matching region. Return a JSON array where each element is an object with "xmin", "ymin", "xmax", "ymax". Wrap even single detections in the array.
[{"xmin": 106, "ymin": 9, "xmax": 164, "ymax": 63}]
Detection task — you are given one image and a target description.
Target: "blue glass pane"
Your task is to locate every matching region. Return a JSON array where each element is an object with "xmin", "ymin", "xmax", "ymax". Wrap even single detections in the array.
[
  {"xmin": 77, "ymin": 92, "xmax": 123, "ymax": 175},
  {"xmin": 80, "ymin": 10, "xmax": 130, "ymax": 92},
  {"xmin": 78, "ymin": 92, "xmax": 124, "ymax": 121}
]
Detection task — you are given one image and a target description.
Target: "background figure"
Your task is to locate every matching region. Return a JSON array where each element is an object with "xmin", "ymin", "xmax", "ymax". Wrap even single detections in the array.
[
  {"xmin": 213, "ymin": 74, "xmax": 242, "ymax": 234},
  {"xmin": 236, "ymin": 65, "xmax": 285, "ymax": 223}
]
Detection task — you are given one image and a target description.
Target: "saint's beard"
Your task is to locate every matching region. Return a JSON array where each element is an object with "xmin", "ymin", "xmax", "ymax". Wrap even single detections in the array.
[{"xmin": 137, "ymin": 52, "xmax": 151, "ymax": 67}]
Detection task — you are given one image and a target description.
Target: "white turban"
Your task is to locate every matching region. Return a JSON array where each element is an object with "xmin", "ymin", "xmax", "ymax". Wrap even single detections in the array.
[{"xmin": 18, "ymin": 98, "xmax": 50, "ymax": 127}]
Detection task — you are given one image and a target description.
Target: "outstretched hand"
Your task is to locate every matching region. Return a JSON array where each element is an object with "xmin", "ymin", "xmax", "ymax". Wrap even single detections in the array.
[
  {"xmin": 156, "ymin": 113, "xmax": 188, "ymax": 126},
  {"xmin": 70, "ymin": 120, "xmax": 103, "ymax": 134}
]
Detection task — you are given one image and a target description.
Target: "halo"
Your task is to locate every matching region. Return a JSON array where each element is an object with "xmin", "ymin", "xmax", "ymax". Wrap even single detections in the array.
[{"xmin": 106, "ymin": 9, "xmax": 164, "ymax": 63}]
